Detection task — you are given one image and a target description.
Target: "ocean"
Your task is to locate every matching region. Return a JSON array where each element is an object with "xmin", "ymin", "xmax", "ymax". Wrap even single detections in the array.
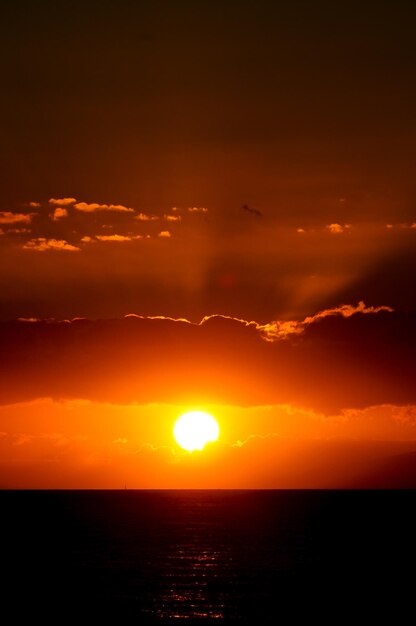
[{"xmin": 1, "ymin": 490, "xmax": 414, "ymax": 622}]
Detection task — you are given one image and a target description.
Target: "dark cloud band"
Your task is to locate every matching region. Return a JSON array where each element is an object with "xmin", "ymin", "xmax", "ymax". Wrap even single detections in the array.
[{"xmin": 1, "ymin": 306, "xmax": 415, "ymax": 411}]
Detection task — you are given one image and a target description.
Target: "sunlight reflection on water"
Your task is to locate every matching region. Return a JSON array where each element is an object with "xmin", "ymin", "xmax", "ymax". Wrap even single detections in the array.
[{"xmin": 156, "ymin": 543, "xmax": 232, "ymax": 619}]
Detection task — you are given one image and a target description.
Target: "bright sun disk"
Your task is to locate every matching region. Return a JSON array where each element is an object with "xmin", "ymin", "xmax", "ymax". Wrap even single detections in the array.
[{"xmin": 174, "ymin": 411, "xmax": 220, "ymax": 452}]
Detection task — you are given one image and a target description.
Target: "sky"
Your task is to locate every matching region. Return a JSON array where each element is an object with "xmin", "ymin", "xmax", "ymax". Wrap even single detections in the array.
[{"xmin": 1, "ymin": 0, "xmax": 416, "ymax": 487}]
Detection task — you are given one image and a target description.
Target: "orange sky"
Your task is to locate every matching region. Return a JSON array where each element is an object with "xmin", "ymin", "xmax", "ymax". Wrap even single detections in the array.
[
  {"xmin": 1, "ymin": 397, "xmax": 416, "ymax": 489},
  {"xmin": 1, "ymin": 1, "xmax": 415, "ymax": 488},
  {"xmin": 1, "ymin": 307, "xmax": 416, "ymax": 488}
]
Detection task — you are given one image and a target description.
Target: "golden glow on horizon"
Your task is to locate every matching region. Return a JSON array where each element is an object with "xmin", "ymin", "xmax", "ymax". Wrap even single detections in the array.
[{"xmin": 174, "ymin": 411, "xmax": 220, "ymax": 452}]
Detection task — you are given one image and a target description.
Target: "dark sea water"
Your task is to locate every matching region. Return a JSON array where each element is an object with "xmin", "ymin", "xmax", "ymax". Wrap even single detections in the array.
[{"xmin": 1, "ymin": 490, "xmax": 415, "ymax": 622}]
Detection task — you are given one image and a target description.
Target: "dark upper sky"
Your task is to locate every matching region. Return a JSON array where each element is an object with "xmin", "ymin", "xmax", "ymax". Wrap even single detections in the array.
[{"xmin": 0, "ymin": 0, "xmax": 415, "ymax": 321}]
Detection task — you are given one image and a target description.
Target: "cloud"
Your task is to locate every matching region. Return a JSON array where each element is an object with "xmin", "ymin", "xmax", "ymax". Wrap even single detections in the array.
[
  {"xmin": 158, "ymin": 230, "xmax": 171, "ymax": 238},
  {"xmin": 326, "ymin": 223, "xmax": 351, "ymax": 234},
  {"xmin": 74, "ymin": 202, "xmax": 134, "ymax": 213},
  {"xmin": 135, "ymin": 212, "xmax": 159, "ymax": 221},
  {"xmin": 7, "ymin": 228, "xmax": 31, "ymax": 233},
  {"xmin": 17, "ymin": 317, "xmax": 40, "ymax": 322},
  {"xmin": 0, "ymin": 211, "xmax": 36, "ymax": 224},
  {"xmin": 164, "ymin": 214, "xmax": 181, "ymax": 222},
  {"xmin": 22, "ymin": 238, "xmax": 80, "ymax": 252},
  {"xmin": 170, "ymin": 207, "xmax": 208, "ymax": 213},
  {"xmin": 95, "ymin": 234, "xmax": 143, "ymax": 242},
  {"xmin": 51, "ymin": 208, "xmax": 68, "ymax": 221},
  {"xmin": 231, "ymin": 432, "xmax": 279, "ymax": 448},
  {"xmin": 48, "ymin": 198, "xmax": 76, "ymax": 207},
  {"xmin": 28, "ymin": 202, "xmax": 41, "ymax": 208},
  {"xmin": 82, "ymin": 234, "xmax": 150, "ymax": 243},
  {"xmin": 0, "ymin": 305, "xmax": 414, "ymax": 412},
  {"xmin": 385, "ymin": 223, "xmax": 416, "ymax": 230},
  {"xmin": 259, "ymin": 301, "xmax": 393, "ymax": 341}
]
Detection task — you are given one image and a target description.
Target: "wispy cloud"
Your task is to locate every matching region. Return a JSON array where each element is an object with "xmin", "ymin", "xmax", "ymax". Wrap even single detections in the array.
[
  {"xmin": 385, "ymin": 223, "xmax": 416, "ymax": 230},
  {"xmin": 158, "ymin": 230, "xmax": 171, "ymax": 238},
  {"xmin": 6, "ymin": 228, "xmax": 31, "ymax": 234},
  {"xmin": 23, "ymin": 238, "xmax": 80, "ymax": 252},
  {"xmin": 231, "ymin": 432, "xmax": 280, "ymax": 448}
]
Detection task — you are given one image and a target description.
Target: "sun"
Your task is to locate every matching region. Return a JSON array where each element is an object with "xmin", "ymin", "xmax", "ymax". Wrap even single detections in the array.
[{"xmin": 174, "ymin": 411, "xmax": 220, "ymax": 452}]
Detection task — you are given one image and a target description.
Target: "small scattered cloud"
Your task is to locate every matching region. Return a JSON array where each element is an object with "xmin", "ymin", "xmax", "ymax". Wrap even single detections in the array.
[
  {"xmin": 158, "ymin": 230, "xmax": 171, "ymax": 238},
  {"xmin": 297, "ymin": 228, "xmax": 306, "ymax": 234},
  {"xmin": 164, "ymin": 214, "xmax": 181, "ymax": 222},
  {"xmin": 23, "ymin": 238, "xmax": 80, "ymax": 252},
  {"xmin": 74, "ymin": 202, "xmax": 134, "ymax": 213},
  {"xmin": 0, "ymin": 211, "xmax": 36, "ymax": 224},
  {"xmin": 81, "ymin": 236, "xmax": 94, "ymax": 243},
  {"xmin": 325, "ymin": 223, "xmax": 351, "ymax": 234},
  {"xmin": 96, "ymin": 234, "xmax": 143, "ymax": 242},
  {"xmin": 135, "ymin": 212, "xmax": 159, "ymax": 221},
  {"xmin": 48, "ymin": 197, "xmax": 76, "ymax": 207},
  {"xmin": 28, "ymin": 202, "xmax": 41, "ymax": 208},
  {"xmin": 385, "ymin": 223, "xmax": 416, "ymax": 230},
  {"xmin": 51, "ymin": 207, "xmax": 68, "ymax": 221},
  {"xmin": 171, "ymin": 206, "xmax": 208, "ymax": 213}
]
